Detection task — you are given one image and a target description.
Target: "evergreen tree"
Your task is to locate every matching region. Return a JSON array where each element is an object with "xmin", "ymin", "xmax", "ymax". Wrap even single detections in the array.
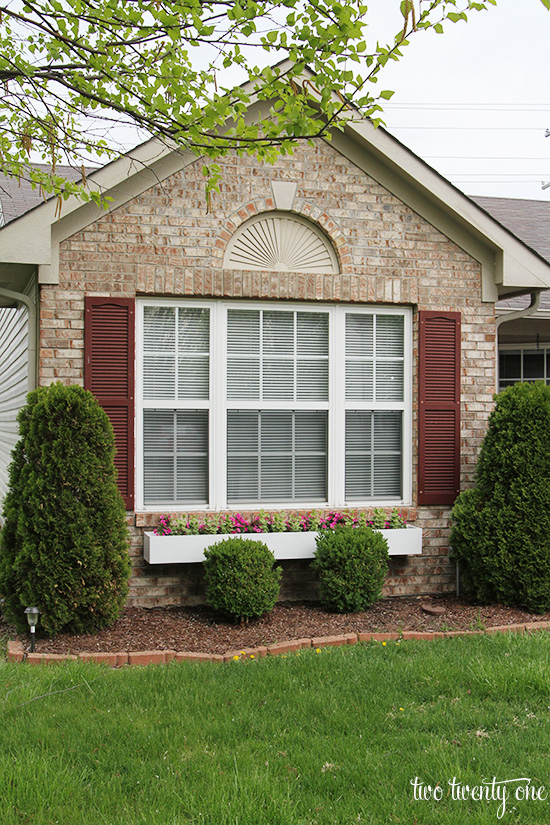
[
  {"xmin": 0, "ymin": 383, "xmax": 130, "ymax": 635},
  {"xmin": 451, "ymin": 382, "xmax": 550, "ymax": 613}
]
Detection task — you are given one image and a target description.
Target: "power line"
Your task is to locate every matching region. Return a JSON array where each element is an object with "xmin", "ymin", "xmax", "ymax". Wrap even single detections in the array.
[
  {"xmin": 385, "ymin": 103, "xmax": 550, "ymax": 110},
  {"xmin": 425, "ymin": 156, "xmax": 550, "ymax": 160},
  {"xmin": 389, "ymin": 126, "xmax": 545, "ymax": 131},
  {"xmin": 447, "ymin": 173, "xmax": 550, "ymax": 177}
]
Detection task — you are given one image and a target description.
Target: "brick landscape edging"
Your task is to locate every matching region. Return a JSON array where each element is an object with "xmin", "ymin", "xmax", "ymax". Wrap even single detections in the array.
[{"xmin": 6, "ymin": 621, "xmax": 550, "ymax": 666}]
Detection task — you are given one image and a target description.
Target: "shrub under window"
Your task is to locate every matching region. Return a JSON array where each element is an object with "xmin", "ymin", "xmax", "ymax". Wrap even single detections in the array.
[{"xmin": 313, "ymin": 526, "xmax": 389, "ymax": 613}]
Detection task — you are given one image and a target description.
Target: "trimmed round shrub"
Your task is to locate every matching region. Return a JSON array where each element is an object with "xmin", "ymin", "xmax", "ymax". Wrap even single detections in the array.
[
  {"xmin": 312, "ymin": 526, "xmax": 389, "ymax": 613},
  {"xmin": 203, "ymin": 537, "xmax": 281, "ymax": 621},
  {"xmin": 451, "ymin": 382, "xmax": 550, "ymax": 613},
  {"xmin": 0, "ymin": 383, "xmax": 131, "ymax": 635}
]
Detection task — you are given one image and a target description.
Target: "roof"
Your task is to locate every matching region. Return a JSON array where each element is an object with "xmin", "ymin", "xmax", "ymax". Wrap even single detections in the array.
[
  {"xmin": 0, "ymin": 72, "xmax": 550, "ymax": 302},
  {"xmin": 472, "ymin": 196, "xmax": 550, "ymax": 265},
  {"xmin": 0, "ymin": 165, "xmax": 85, "ymax": 226},
  {"xmin": 470, "ymin": 196, "xmax": 550, "ymax": 313}
]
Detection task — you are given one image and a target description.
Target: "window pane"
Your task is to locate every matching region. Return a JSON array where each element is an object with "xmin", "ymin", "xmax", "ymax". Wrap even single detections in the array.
[
  {"xmin": 373, "ymin": 455, "xmax": 402, "ymax": 497},
  {"xmin": 345, "ymin": 411, "xmax": 402, "ymax": 499},
  {"xmin": 262, "ymin": 359, "xmax": 294, "ymax": 399},
  {"xmin": 143, "ymin": 409, "xmax": 208, "ymax": 505},
  {"xmin": 263, "ymin": 311, "xmax": 294, "ymax": 354},
  {"xmin": 297, "ymin": 312, "xmax": 329, "ymax": 356},
  {"xmin": 143, "ymin": 355, "xmax": 175, "ymax": 399},
  {"xmin": 227, "ymin": 410, "xmax": 327, "ymax": 503},
  {"xmin": 261, "ymin": 456, "xmax": 293, "ymax": 500},
  {"xmin": 346, "ymin": 361, "xmax": 374, "ymax": 401},
  {"xmin": 297, "ymin": 361, "xmax": 329, "ymax": 401},
  {"xmin": 144, "ymin": 306, "xmax": 175, "ymax": 352},
  {"xmin": 178, "ymin": 308, "xmax": 209, "ymax": 399},
  {"xmin": 346, "ymin": 314, "xmax": 373, "ymax": 400},
  {"xmin": 227, "ymin": 358, "xmax": 260, "ymax": 399},
  {"xmin": 346, "ymin": 314, "xmax": 373, "ymax": 357},
  {"xmin": 376, "ymin": 315, "xmax": 404, "ymax": 358},
  {"xmin": 227, "ymin": 309, "xmax": 260, "ymax": 353},
  {"xmin": 376, "ymin": 362, "xmax": 404, "ymax": 401},
  {"xmin": 499, "ymin": 351, "xmax": 521, "ymax": 381},
  {"xmin": 227, "ymin": 456, "xmax": 259, "ymax": 503},
  {"xmin": 523, "ymin": 351, "xmax": 545, "ymax": 380}
]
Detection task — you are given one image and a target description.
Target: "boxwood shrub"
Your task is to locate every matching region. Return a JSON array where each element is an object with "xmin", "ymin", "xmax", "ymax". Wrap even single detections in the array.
[
  {"xmin": 0, "ymin": 383, "xmax": 131, "ymax": 635},
  {"xmin": 203, "ymin": 537, "xmax": 282, "ymax": 622},
  {"xmin": 313, "ymin": 526, "xmax": 389, "ymax": 613},
  {"xmin": 451, "ymin": 381, "xmax": 550, "ymax": 613}
]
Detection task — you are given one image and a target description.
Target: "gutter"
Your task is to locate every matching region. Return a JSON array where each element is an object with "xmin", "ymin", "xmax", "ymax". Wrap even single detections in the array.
[{"xmin": 0, "ymin": 286, "xmax": 37, "ymax": 392}]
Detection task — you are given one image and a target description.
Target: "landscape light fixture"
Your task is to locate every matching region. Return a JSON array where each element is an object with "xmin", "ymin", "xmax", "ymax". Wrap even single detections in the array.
[{"xmin": 24, "ymin": 606, "xmax": 39, "ymax": 652}]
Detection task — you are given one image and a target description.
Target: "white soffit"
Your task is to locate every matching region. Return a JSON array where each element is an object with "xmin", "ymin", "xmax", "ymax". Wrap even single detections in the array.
[{"xmin": 224, "ymin": 212, "xmax": 339, "ymax": 274}]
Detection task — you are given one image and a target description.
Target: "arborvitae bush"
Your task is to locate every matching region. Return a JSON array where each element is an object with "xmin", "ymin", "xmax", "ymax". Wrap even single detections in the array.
[
  {"xmin": 203, "ymin": 537, "xmax": 281, "ymax": 622},
  {"xmin": 451, "ymin": 382, "xmax": 550, "ymax": 613},
  {"xmin": 313, "ymin": 526, "xmax": 389, "ymax": 613},
  {"xmin": 0, "ymin": 383, "xmax": 130, "ymax": 635}
]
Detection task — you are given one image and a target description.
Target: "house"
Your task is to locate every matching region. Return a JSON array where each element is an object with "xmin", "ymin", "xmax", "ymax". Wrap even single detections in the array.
[
  {"xmin": 2, "ymin": 96, "xmax": 550, "ymax": 607},
  {"xmin": 471, "ymin": 197, "xmax": 550, "ymax": 390}
]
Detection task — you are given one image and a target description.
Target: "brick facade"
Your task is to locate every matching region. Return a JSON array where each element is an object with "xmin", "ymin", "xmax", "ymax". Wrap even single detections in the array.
[{"xmin": 39, "ymin": 140, "xmax": 496, "ymax": 606}]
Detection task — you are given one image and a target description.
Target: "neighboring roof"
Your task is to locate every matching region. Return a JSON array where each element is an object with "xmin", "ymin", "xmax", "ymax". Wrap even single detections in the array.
[
  {"xmin": 472, "ymin": 196, "xmax": 550, "ymax": 265},
  {"xmin": 471, "ymin": 196, "xmax": 550, "ymax": 313},
  {"xmin": 0, "ymin": 165, "xmax": 84, "ymax": 226}
]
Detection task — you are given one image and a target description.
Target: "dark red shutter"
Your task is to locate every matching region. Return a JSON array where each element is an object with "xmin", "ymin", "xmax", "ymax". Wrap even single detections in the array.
[
  {"xmin": 84, "ymin": 297, "xmax": 135, "ymax": 509},
  {"xmin": 418, "ymin": 310, "xmax": 461, "ymax": 506}
]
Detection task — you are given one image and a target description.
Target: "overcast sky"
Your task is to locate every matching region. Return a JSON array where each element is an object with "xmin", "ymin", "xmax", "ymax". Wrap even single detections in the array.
[
  {"xmin": 80, "ymin": 0, "xmax": 549, "ymax": 203},
  {"xmin": 364, "ymin": 0, "xmax": 550, "ymax": 200}
]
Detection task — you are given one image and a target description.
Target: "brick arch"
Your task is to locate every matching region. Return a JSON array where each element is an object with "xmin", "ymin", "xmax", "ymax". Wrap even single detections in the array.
[{"xmin": 212, "ymin": 198, "xmax": 351, "ymax": 271}]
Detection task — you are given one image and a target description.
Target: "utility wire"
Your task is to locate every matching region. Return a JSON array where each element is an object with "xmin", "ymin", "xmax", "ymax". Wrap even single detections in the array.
[{"xmin": 389, "ymin": 126, "xmax": 545, "ymax": 131}]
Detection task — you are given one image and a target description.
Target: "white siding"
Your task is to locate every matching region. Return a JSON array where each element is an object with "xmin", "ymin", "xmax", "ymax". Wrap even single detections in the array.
[{"xmin": 0, "ymin": 281, "xmax": 35, "ymax": 504}]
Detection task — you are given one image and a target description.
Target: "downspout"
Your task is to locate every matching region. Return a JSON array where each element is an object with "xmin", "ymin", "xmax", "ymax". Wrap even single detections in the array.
[
  {"xmin": 0, "ymin": 286, "xmax": 37, "ymax": 391},
  {"xmin": 495, "ymin": 291, "xmax": 542, "ymax": 391},
  {"xmin": 495, "ymin": 291, "xmax": 542, "ymax": 329}
]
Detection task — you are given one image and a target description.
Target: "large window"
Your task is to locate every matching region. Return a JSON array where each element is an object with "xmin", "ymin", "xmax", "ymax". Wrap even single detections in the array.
[{"xmin": 136, "ymin": 300, "xmax": 412, "ymax": 510}]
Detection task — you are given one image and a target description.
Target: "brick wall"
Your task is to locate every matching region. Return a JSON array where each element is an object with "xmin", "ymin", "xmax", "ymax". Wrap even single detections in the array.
[{"xmin": 40, "ymin": 140, "xmax": 496, "ymax": 606}]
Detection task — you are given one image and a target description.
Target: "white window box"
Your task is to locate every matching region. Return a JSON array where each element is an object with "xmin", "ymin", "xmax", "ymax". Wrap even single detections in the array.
[{"xmin": 143, "ymin": 525, "xmax": 422, "ymax": 565}]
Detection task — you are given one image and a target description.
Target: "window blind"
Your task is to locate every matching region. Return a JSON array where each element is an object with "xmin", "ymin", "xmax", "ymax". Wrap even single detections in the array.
[
  {"xmin": 143, "ymin": 306, "xmax": 209, "ymax": 400},
  {"xmin": 346, "ymin": 313, "xmax": 404, "ymax": 401},
  {"xmin": 345, "ymin": 411, "xmax": 402, "ymax": 499},
  {"xmin": 143, "ymin": 409, "xmax": 208, "ymax": 505},
  {"xmin": 227, "ymin": 308, "xmax": 329, "ymax": 402},
  {"xmin": 227, "ymin": 410, "xmax": 328, "ymax": 503}
]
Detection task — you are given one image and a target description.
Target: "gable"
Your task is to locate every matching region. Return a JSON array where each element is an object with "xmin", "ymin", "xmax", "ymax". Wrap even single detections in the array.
[
  {"xmin": 56, "ymin": 139, "xmax": 484, "ymax": 305},
  {"xmin": 0, "ymin": 111, "xmax": 549, "ymax": 300}
]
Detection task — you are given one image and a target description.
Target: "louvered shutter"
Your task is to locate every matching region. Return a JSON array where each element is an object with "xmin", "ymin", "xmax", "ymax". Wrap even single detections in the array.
[
  {"xmin": 84, "ymin": 297, "xmax": 135, "ymax": 509},
  {"xmin": 418, "ymin": 310, "xmax": 461, "ymax": 506}
]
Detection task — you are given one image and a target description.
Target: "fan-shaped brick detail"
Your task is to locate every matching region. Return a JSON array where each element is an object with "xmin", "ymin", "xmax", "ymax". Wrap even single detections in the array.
[{"xmin": 223, "ymin": 211, "xmax": 339, "ymax": 274}]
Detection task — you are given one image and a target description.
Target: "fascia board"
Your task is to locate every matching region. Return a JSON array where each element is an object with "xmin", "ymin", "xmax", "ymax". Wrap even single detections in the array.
[
  {"xmin": 338, "ymin": 119, "xmax": 550, "ymax": 297},
  {"xmin": 0, "ymin": 139, "xmax": 196, "ymax": 274}
]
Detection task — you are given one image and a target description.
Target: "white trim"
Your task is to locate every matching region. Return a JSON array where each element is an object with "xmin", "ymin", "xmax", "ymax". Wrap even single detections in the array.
[{"xmin": 136, "ymin": 298, "xmax": 412, "ymax": 512}]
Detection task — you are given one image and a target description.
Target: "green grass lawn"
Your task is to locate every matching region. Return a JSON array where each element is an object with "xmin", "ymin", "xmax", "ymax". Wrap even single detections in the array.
[{"xmin": 2, "ymin": 633, "xmax": 550, "ymax": 824}]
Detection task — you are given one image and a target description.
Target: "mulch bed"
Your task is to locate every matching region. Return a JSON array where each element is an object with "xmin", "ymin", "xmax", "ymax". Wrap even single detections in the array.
[{"xmin": 3, "ymin": 595, "xmax": 550, "ymax": 656}]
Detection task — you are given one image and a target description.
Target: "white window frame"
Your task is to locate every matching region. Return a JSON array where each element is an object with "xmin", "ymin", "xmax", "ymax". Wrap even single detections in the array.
[
  {"xmin": 136, "ymin": 298, "xmax": 412, "ymax": 511},
  {"xmin": 498, "ymin": 343, "xmax": 550, "ymax": 390}
]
